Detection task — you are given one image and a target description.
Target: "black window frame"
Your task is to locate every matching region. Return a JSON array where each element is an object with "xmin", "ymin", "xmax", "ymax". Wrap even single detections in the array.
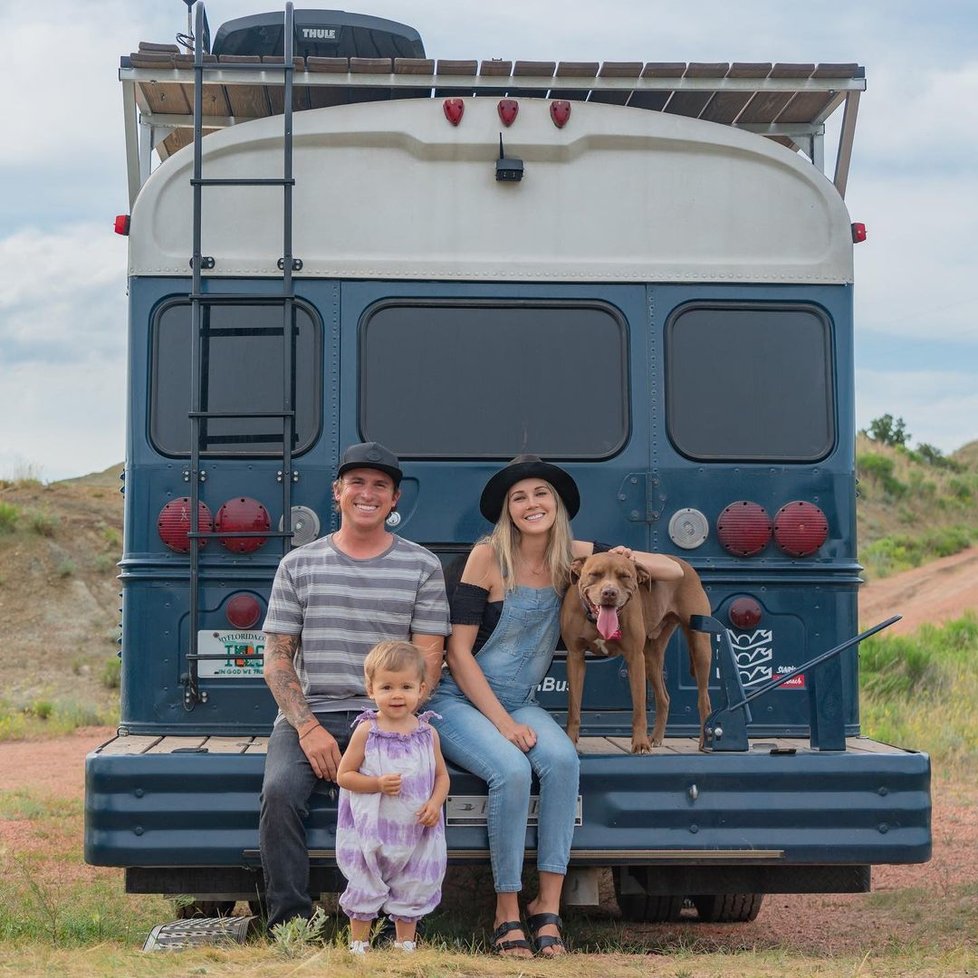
[
  {"xmin": 357, "ymin": 298, "xmax": 630, "ymax": 460},
  {"xmin": 665, "ymin": 301, "xmax": 836, "ymax": 463},
  {"xmin": 149, "ymin": 297, "xmax": 324, "ymax": 459}
]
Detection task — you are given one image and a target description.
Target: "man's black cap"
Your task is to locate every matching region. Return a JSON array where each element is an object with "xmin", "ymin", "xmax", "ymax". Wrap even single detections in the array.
[{"xmin": 336, "ymin": 442, "xmax": 402, "ymax": 486}]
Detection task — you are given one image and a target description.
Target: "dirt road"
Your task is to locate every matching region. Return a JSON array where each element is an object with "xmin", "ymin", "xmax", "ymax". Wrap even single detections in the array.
[{"xmin": 859, "ymin": 544, "xmax": 978, "ymax": 635}]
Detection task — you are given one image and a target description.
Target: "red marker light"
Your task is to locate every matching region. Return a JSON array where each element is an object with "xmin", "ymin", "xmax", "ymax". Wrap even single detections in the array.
[
  {"xmin": 716, "ymin": 501, "xmax": 772, "ymax": 557},
  {"xmin": 226, "ymin": 593, "xmax": 262, "ymax": 629},
  {"xmin": 114, "ymin": 215, "xmax": 130, "ymax": 236},
  {"xmin": 443, "ymin": 98, "xmax": 464, "ymax": 126},
  {"xmin": 851, "ymin": 222, "xmax": 867, "ymax": 243},
  {"xmin": 497, "ymin": 99, "xmax": 519, "ymax": 127},
  {"xmin": 550, "ymin": 100, "xmax": 571, "ymax": 128}
]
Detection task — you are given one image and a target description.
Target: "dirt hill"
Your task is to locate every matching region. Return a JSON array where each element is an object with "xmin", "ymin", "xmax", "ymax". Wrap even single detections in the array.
[{"xmin": 0, "ymin": 465, "xmax": 125, "ymax": 718}]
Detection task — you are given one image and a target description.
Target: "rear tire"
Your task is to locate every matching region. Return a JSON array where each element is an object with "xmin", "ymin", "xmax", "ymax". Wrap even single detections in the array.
[
  {"xmin": 612, "ymin": 867, "xmax": 684, "ymax": 922},
  {"xmin": 692, "ymin": 893, "xmax": 764, "ymax": 922}
]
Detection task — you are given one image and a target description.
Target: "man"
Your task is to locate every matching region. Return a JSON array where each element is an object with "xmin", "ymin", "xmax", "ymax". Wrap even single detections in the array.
[{"xmin": 259, "ymin": 441, "xmax": 450, "ymax": 927}]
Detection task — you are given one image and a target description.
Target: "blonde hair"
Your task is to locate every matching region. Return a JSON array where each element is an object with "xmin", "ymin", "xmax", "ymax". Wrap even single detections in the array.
[
  {"xmin": 363, "ymin": 640, "xmax": 426, "ymax": 685},
  {"xmin": 488, "ymin": 480, "xmax": 574, "ymax": 593}
]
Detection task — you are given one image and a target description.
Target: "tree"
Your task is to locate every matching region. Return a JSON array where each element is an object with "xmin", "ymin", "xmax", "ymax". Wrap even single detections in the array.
[{"xmin": 867, "ymin": 414, "xmax": 910, "ymax": 448}]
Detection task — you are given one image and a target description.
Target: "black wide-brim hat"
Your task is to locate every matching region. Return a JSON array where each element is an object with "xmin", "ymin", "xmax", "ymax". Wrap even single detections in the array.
[{"xmin": 480, "ymin": 454, "xmax": 580, "ymax": 523}]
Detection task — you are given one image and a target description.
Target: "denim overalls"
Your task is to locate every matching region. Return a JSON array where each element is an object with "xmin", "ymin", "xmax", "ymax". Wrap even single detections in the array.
[{"xmin": 429, "ymin": 586, "xmax": 581, "ymax": 891}]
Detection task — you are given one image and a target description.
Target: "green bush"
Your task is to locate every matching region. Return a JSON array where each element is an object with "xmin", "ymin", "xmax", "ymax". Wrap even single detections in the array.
[
  {"xmin": 101, "ymin": 657, "xmax": 121, "ymax": 690},
  {"xmin": 27, "ymin": 510, "xmax": 58, "ymax": 537},
  {"xmin": 0, "ymin": 501, "xmax": 19, "ymax": 533}
]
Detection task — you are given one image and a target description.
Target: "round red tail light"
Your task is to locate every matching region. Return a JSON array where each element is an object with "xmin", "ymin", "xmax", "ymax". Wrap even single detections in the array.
[
  {"xmin": 216, "ymin": 497, "xmax": 271, "ymax": 553},
  {"xmin": 716, "ymin": 501, "xmax": 772, "ymax": 556},
  {"xmin": 226, "ymin": 593, "xmax": 262, "ymax": 629},
  {"xmin": 158, "ymin": 498, "xmax": 213, "ymax": 553},
  {"xmin": 728, "ymin": 596, "xmax": 763, "ymax": 630},
  {"xmin": 774, "ymin": 501, "xmax": 828, "ymax": 557}
]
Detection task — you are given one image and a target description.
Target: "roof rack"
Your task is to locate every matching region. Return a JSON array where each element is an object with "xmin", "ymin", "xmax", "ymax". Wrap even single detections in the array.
[{"xmin": 120, "ymin": 48, "xmax": 864, "ymax": 207}]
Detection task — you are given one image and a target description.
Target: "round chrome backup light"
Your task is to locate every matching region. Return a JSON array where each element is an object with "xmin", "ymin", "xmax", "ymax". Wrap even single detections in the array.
[
  {"xmin": 668, "ymin": 508, "xmax": 709, "ymax": 549},
  {"xmin": 278, "ymin": 505, "xmax": 321, "ymax": 547}
]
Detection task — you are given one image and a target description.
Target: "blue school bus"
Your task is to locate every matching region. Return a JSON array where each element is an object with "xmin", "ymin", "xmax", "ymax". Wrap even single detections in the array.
[{"xmin": 85, "ymin": 3, "xmax": 929, "ymax": 924}]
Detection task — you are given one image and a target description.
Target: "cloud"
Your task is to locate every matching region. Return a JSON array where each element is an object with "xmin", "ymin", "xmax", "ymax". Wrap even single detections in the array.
[
  {"xmin": 857, "ymin": 368, "xmax": 978, "ymax": 454},
  {"xmin": 0, "ymin": 225, "xmax": 127, "ymax": 363}
]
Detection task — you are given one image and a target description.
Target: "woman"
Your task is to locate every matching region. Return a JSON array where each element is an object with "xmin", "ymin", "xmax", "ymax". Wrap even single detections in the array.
[{"xmin": 428, "ymin": 454, "xmax": 682, "ymax": 957}]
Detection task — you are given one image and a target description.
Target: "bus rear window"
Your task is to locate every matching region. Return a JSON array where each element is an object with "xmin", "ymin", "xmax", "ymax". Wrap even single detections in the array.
[
  {"xmin": 151, "ymin": 301, "xmax": 322, "ymax": 456},
  {"xmin": 359, "ymin": 302, "xmax": 627, "ymax": 457},
  {"xmin": 666, "ymin": 304, "xmax": 834, "ymax": 461}
]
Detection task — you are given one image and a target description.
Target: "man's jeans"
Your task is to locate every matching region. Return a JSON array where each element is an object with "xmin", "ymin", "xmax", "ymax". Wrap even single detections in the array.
[{"xmin": 259, "ymin": 712, "xmax": 359, "ymax": 927}]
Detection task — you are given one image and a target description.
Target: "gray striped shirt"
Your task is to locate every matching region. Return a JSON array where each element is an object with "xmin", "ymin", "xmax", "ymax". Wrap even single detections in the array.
[{"xmin": 263, "ymin": 533, "xmax": 450, "ymax": 718}]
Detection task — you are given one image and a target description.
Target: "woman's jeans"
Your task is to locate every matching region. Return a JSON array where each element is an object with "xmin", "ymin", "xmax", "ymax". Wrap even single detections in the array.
[{"xmin": 431, "ymin": 693, "xmax": 580, "ymax": 892}]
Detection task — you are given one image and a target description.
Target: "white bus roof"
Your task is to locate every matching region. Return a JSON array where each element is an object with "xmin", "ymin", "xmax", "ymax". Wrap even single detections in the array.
[{"xmin": 128, "ymin": 95, "xmax": 855, "ymax": 284}]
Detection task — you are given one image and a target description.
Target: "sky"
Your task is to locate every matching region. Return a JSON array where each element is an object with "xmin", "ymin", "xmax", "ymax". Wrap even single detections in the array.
[{"xmin": 1, "ymin": 0, "xmax": 976, "ymax": 481}]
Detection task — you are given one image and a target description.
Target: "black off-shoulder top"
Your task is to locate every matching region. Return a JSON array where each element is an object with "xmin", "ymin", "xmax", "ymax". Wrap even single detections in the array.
[{"xmin": 449, "ymin": 542, "xmax": 613, "ymax": 654}]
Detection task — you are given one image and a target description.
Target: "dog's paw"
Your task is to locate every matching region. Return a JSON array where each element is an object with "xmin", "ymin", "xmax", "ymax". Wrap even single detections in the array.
[{"xmin": 631, "ymin": 740, "xmax": 652, "ymax": 754}]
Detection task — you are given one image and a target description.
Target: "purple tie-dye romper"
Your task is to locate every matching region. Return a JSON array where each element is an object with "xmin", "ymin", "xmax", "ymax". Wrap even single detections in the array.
[{"xmin": 336, "ymin": 710, "xmax": 447, "ymax": 922}]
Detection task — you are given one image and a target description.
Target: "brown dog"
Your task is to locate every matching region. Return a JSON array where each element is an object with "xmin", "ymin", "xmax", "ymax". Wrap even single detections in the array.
[{"xmin": 560, "ymin": 551, "xmax": 712, "ymax": 753}]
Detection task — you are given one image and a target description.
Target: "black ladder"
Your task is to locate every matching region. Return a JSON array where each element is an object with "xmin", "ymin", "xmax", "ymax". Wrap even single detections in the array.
[{"xmin": 184, "ymin": 1, "xmax": 299, "ymax": 710}]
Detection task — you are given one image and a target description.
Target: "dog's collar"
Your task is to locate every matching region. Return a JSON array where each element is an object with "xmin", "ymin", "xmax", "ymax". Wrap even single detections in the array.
[{"xmin": 581, "ymin": 595, "xmax": 622, "ymax": 641}]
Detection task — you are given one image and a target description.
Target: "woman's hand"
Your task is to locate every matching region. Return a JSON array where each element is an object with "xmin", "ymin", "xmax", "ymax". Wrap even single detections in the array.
[
  {"xmin": 496, "ymin": 718, "xmax": 537, "ymax": 752},
  {"xmin": 609, "ymin": 545, "xmax": 634, "ymax": 559}
]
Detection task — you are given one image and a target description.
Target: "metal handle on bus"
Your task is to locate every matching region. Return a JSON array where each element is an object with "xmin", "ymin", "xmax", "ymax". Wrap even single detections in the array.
[{"xmin": 692, "ymin": 613, "xmax": 901, "ymax": 752}]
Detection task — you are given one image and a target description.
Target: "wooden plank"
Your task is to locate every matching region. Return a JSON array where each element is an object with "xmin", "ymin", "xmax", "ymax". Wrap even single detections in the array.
[
  {"xmin": 701, "ymin": 62, "xmax": 771, "ymax": 123},
  {"xmin": 97, "ymin": 735, "xmax": 161, "ymax": 756},
  {"xmin": 576, "ymin": 737, "xmax": 629, "ymax": 755},
  {"xmin": 479, "ymin": 60, "xmax": 512, "ymax": 77},
  {"xmin": 631, "ymin": 62, "xmax": 686, "ymax": 111},
  {"xmin": 664, "ymin": 62, "xmax": 728, "ymax": 118},
  {"xmin": 262, "ymin": 56, "xmax": 309, "ymax": 114},
  {"xmin": 306, "ymin": 57, "xmax": 352, "ymax": 109},
  {"xmin": 145, "ymin": 736, "xmax": 207, "ymax": 754},
  {"xmin": 218, "ymin": 54, "xmax": 270, "ymax": 118},
  {"xmin": 202, "ymin": 737, "xmax": 255, "ymax": 754},
  {"xmin": 737, "ymin": 63, "xmax": 814, "ymax": 124},
  {"xmin": 394, "ymin": 58, "xmax": 435, "ymax": 75},
  {"xmin": 551, "ymin": 62, "xmax": 599, "ymax": 101}
]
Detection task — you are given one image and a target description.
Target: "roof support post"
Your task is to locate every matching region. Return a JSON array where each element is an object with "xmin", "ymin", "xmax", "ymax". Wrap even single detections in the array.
[
  {"xmin": 833, "ymin": 90, "xmax": 860, "ymax": 199},
  {"xmin": 122, "ymin": 80, "xmax": 141, "ymax": 208}
]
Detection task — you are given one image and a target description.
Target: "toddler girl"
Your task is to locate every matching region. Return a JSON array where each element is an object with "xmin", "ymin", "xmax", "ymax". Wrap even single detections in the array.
[{"xmin": 336, "ymin": 640, "xmax": 450, "ymax": 953}]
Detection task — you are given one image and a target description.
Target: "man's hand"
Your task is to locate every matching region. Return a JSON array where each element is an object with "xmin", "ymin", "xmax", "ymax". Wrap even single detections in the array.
[
  {"xmin": 416, "ymin": 799, "xmax": 442, "ymax": 826},
  {"xmin": 298, "ymin": 724, "xmax": 342, "ymax": 781},
  {"xmin": 377, "ymin": 773, "xmax": 402, "ymax": 796}
]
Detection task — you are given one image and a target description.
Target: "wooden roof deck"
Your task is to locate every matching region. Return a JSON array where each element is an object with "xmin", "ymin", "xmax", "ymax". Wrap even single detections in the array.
[{"xmin": 120, "ymin": 45, "xmax": 865, "ymax": 205}]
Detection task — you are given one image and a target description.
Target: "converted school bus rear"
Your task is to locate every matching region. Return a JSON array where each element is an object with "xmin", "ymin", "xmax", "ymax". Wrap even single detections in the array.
[{"xmin": 85, "ymin": 3, "xmax": 930, "ymax": 923}]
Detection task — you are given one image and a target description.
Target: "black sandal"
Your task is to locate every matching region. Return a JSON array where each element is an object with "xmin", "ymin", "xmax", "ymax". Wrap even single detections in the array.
[
  {"xmin": 490, "ymin": 920, "xmax": 534, "ymax": 957},
  {"xmin": 527, "ymin": 911, "xmax": 567, "ymax": 955}
]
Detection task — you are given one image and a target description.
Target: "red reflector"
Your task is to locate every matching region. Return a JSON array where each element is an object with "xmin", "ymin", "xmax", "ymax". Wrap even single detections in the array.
[
  {"xmin": 497, "ymin": 99, "xmax": 519, "ymax": 126},
  {"xmin": 226, "ymin": 593, "xmax": 262, "ymax": 629},
  {"xmin": 216, "ymin": 497, "xmax": 270, "ymax": 553},
  {"xmin": 729, "ymin": 596, "xmax": 763, "ymax": 630},
  {"xmin": 774, "ymin": 501, "xmax": 828, "ymax": 557},
  {"xmin": 114, "ymin": 214, "xmax": 130, "ymax": 236},
  {"xmin": 716, "ymin": 501, "xmax": 772, "ymax": 557},
  {"xmin": 851, "ymin": 222, "xmax": 867, "ymax": 243},
  {"xmin": 550, "ymin": 100, "xmax": 571, "ymax": 128},
  {"xmin": 157, "ymin": 498, "xmax": 212, "ymax": 554},
  {"xmin": 443, "ymin": 98, "xmax": 464, "ymax": 126}
]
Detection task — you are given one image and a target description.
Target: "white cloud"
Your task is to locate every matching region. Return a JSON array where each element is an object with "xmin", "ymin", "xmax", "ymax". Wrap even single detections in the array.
[{"xmin": 857, "ymin": 368, "xmax": 978, "ymax": 454}]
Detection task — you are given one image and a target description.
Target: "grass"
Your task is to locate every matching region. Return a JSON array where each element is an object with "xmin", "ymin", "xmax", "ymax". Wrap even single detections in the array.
[
  {"xmin": 0, "ymin": 697, "xmax": 115, "ymax": 740},
  {"xmin": 859, "ymin": 613, "xmax": 978, "ymax": 772}
]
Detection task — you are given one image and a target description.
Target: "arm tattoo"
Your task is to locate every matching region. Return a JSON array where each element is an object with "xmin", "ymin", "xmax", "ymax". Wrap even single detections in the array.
[{"xmin": 263, "ymin": 633, "xmax": 314, "ymax": 729}]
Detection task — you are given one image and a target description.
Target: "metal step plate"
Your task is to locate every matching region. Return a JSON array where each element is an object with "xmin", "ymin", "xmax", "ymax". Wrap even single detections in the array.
[{"xmin": 143, "ymin": 915, "xmax": 257, "ymax": 951}]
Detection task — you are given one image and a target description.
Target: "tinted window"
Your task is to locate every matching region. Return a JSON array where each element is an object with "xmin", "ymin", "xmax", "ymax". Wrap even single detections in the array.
[
  {"xmin": 666, "ymin": 304, "xmax": 834, "ymax": 461},
  {"xmin": 151, "ymin": 302, "xmax": 321, "ymax": 456},
  {"xmin": 360, "ymin": 302, "xmax": 627, "ymax": 457}
]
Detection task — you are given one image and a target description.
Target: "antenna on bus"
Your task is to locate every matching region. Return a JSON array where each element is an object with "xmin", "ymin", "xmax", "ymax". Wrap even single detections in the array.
[
  {"xmin": 176, "ymin": 0, "xmax": 210, "ymax": 54},
  {"xmin": 496, "ymin": 133, "xmax": 524, "ymax": 183}
]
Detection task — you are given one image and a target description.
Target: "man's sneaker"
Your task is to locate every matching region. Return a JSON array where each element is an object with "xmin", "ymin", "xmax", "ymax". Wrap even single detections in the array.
[{"xmin": 394, "ymin": 940, "xmax": 417, "ymax": 953}]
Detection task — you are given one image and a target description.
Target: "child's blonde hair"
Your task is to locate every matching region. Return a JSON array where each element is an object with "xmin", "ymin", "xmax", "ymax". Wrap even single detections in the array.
[{"xmin": 363, "ymin": 640, "xmax": 426, "ymax": 686}]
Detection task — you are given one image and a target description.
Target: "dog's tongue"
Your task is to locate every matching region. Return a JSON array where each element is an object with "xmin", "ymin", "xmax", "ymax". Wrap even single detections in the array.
[{"xmin": 596, "ymin": 605, "xmax": 620, "ymax": 640}]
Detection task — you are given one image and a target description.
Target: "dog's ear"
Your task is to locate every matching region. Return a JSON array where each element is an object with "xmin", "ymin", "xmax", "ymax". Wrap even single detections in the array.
[
  {"xmin": 569, "ymin": 557, "xmax": 586, "ymax": 583},
  {"xmin": 635, "ymin": 562, "xmax": 653, "ymax": 588}
]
